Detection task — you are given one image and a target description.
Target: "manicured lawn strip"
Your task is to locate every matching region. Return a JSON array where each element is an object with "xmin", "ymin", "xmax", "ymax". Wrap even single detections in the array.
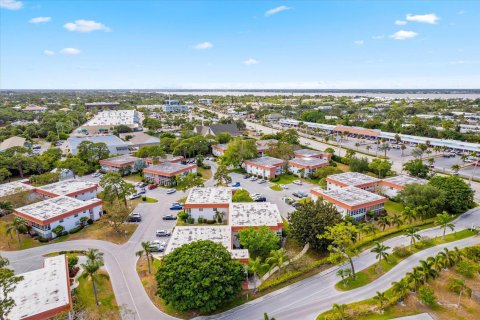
[
  {"xmin": 75, "ymin": 270, "xmax": 120, "ymax": 318},
  {"xmin": 270, "ymin": 185, "xmax": 283, "ymax": 191},
  {"xmin": 336, "ymin": 229, "xmax": 477, "ymax": 291},
  {"xmin": 123, "ymin": 173, "xmax": 144, "ymax": 183},
  {"xmin": 384, "ymin": 200, "xmax": 404, "ymax": 215},
  {"xmin": 198, "ymin": 167, "xmax": 212, "ymax": 180},
  {"xmin": 272, "ymin": 174, "xmax": 297, "ymax": 185},
  {"xmin": 141, "ymin": 197, "xmax": 158, "ymax": 203}
]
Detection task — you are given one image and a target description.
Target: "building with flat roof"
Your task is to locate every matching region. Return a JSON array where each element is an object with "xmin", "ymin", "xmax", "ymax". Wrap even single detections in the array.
[
  {"xmin": 14, "ymin": 196, "xmax": 102, "ymax": 239},
  {"xmin": 326, "ymin": 172, "xmax": 381, "ymax": 192},
  {"xmin": 143, "ymin": 162, "xmax": 197, "ymax": 186},
  {"xmin": 35, "ymin": 179, "xmax": 98, "ymax": 201},
  {"xmin": 99, "ymin": 155, "xmax": 145, "ymax": 174},
  {"xmin": 244, "ymin": 156, "xmax": 286, "ymax": 179},
  {"xmin": 380, "ymin": 175, "xmax": 427, "ymax": 197},
  {"xmin": 229, "ymin": 202, "xmax": 283, "ymax": 237},
  {"xmin": 211, "ymin": 144, "xmax": 228, "ymax": 157},
  {"xmin": 198, "ymin": 98, "xmax": 213, "ymax": 105},
  {"xmin": 119, "ymin": 132, "xmax": 160, "ymax": 148},
  {"xmin": 288, "ymin": 157, "xmax": 329, "ymax": 178},
  {"xmin": 144, "ymin": 154, "xmax": 184, "ymax": 165},
  {"xmin": 23, "ymin": 104, "xmax": 47, "ymax": 113},
  {"xmin": 0, "ymin": 136, "xmax": 26, "ymax": 151},
  {"xmin": 165, "ymin": 226, "xmax": 249, "ymax": 262},
  {"xmin": 79, "ymin": 110, "xmax": 140, "ymax": 134},
  {"xmin": 8, "ymin": 254, "xmax": 72, "ymax": 320},
  {"xmin": 67, "ymin": 135, "xmax": 131, "ymax": 155},
  {"xmin": 0, "ymin": 180, "xmax": 35, "ymax": 199},
  {"xmin": 184, "ymin": 187, "xmax": 232, "ymax": 222},
  {"xmin": 84, "ymin": 102, "xmax": 120, "ymax": 110},
  {"xmin": 311, "ymin": 186, "xmax": 387, "ymax": 220},
  {"xmin": 293, "ymin": 149, "xmax": 332, "ymax": 161}
]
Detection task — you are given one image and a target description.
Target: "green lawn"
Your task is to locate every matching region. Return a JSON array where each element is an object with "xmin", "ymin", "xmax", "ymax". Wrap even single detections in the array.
[
  {"xmin": 384, "ymin": 200, "xmax": 404, "ymax": 215},
  {"xmin": 75, "ymin": 270, "xmax": 119, "ymax": 317},
  {"xmin": 123, "ymin": 173, "xmax": 144, "ymax": 183},
  {"xmin": 273, "ymin": 174, "xmax": 298, "ymax": 184},
  {"xmin": 336, "ymin": 271, "xmax": 370, "ymax": 291},
  {"xmin": 141, "ymin": 197, "xmax": 158, "ymax": 203},
  {"xmin": 270, "ymin": 185, "xmax": 283, "ymax": 191}
]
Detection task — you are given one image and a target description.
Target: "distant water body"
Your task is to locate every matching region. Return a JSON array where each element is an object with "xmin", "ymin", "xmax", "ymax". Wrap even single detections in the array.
[{"xmin": 156, "ymin": 90, "xmax": 480, "ymax": 99}]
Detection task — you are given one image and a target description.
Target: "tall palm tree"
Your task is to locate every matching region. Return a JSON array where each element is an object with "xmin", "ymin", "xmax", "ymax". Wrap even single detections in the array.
[
  {"xmin": 392, "ymin": 278, "xmax": 410, "ymax": 300},
  {"xmin": 406, "ymin": 268, "xmax": 424, "ymax": 292},
  {"xmin": 85, "ymin": 248, "xmax": 104, "ymax": 266},
  {"xmin": 390, "ymin": 214, "xmax": 402, "ymax": 228},
  {"xmin": 400, "ymin": 144, "xmax": 407, "ymax": 168},
  {"xmin": 435, "ymin": 212, "xmax": 455, "ymax": 239},
  {"xmin": 427, "ymin": 255, "xmax": 445, "ymax": 272},
  {"xmin": 5, "ymin": 217, "xmax": 28, "ymax": 245},
  {"xmin": 451, "ymin": 164, "xmax": 460, "ymax": 174},
  {"xmin": 377, "ymin": 215, "xmax": 391, "ymax": 231},
  {"xmin": 438, "ymin": 248, "xmax": 455, "ymax": 268},
  {"xmin": 248, "ymin": 257, "xmax": 266, "ymax": 292},
  {"xmin": 136, "ymin": 241, "xmax": 153, "ymax": 273},
  {"xmin": 401, "ymin": 207, "xmax": 417, "ymax": 224},
  {"xmin": 371, "ymin": 242, "xmax": 390, "ymax": 273},
  {"xmin": 266, "ymin": 248, "xmax": 289, "ymax": 277},
  {"xmin": 332, "ymin": 304, "xmax": 347, "ymax": 319},
  {"xmin": 363, "ymin": 222, "xmax": 378, "ymax": 237},
  {"xmin": 449, "ymin": 278, "xmax": 472, "ymax": 308},
  {"xmin": 0, "ymin": 201, "xmax": 14, "ymax": 217},
  {"xmin": 418, "ymin": 259, "xmax": 438, "ymax": 282},
  {"xmin": 373, "ymin": 291, "xmax": 388, "ymax": 312},
  {"xmin": 81, "ymin": 260, "xmax": 101, "ymax": 306},
  {"xmin": 404, "ymin": 227, "xmax": 421, "ymax": 250},
  {"xmin": 366, "ymin": 145, "xmax": 372, "ymax": 154}
]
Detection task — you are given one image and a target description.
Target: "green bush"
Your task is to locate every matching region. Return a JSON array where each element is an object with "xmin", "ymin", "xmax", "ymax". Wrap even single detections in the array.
[
  {"xmin": 187, "ymin": 217, "xmax": 194, "ymax": 224},
  {"xmin": 68, "ymin": 226, "xmax": 83, "ymax": 234},
  {"xmin": 416, "ymin": 236, "xmax": 434, "ymax": 249},
  {"xmin": 38, "ymin": 237, "xmax": 49, "ymax": 243},
  {"xmin": 463, "ymin": 246, "xmax": 480, "ymax": 262},
  {"xmin": 87, "ymin": 219, "xmax": 93, "ymax": 225},
  {"xmin": 198, "ymin": 217, "xmax": 204, "ymax": 224},
  {"xmin": 206, "ymin": 219, "xmax": 215, "ymax": 224},
  {"xmin": 178, "ymin": 211, "xmax": 188, "ymax": 221},
  {"xmin": 418, "ymin": 286, "xmax": 437, "ymax": 307},
  {"xmin": 456, "ymin": 260, "xmax": 480, "ymax": 278},
  {"xmin": 270, "ymin": 176, "xmax": 280, "ymax": 182},
  {"xmin": 142, "ymin": 196, "xmax": 147, "ymax": 201},
  {"xmin": 52, "ymin": 225, "xmax": 65, "ymax": 236},
  {"xmin": 393, "ymin": 245, "xmax": 411, "ymax": 258}
]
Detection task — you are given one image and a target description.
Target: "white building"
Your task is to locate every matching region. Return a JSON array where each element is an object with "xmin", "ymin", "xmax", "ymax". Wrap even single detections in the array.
[
  {"xmin": 198, "ymin": 98, "xmax": 213, "ymax": 105},
  {"xmin": 0, "ymin": 180, "xmax": 35, "ymax": 200},
  {"xmin": 380, "ymin": 175, "xmax": 427, "ymax": 198},
  {"xmin": 79, "ymin": 110, "xmax": 141, "ymax": 133},
  {"xmin": 244, "ymin": 156, "xmax": 286, "ymax": 179},
  {"xmin": 288, "ymin": 157, "xmax": 329, "ymax": 178},
  {"xmin": 326, "ymin": 172, "xmax": 381, "ymax": 192},
  {"xmin": 459, "ymin": 124, "xmax": 480, "ymax": 134},
  {"xmin": 35, "ymin": 179, "xmax": 98, "ymax": 201},
  {"xmin": 184, "ymin": 187, "xmax": 232, "ymax": 222}
]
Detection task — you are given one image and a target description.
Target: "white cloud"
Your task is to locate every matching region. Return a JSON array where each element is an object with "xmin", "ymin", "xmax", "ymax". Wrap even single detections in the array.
[
  {"xmin": 395, "ymin": 20, "xmax": 407, "ymax": 25},
  {"xmin": 60, "ymin": 48, "xmax": 81, "ymax": 55},
  {"xmin": 354, "ymin": 40, "xmax": 364, "ymax": 45},
  {"xmin": 43, "ymin": 50, "xmax": 55, "ymax": 56},
  {"xmin": 194, "ymin": 41, "xmax": 213, "ymax": 50},
  {"xmin": 0, "ymin": 0, "xmax": 23, "ymax": 10},
  {"xmin": 29, "ymin": 16, "xmax": 51, "ymax": 24},
  {"xmin": 406, "ymin": 13, "xmax": 439, "ymax": 24},
  {"xmin": 372, "ymin": 35, "xmax": 385, "ymax": 40},
  {"xmin": 265, "ymin": 5, "xmax": 290, "ymax": 17},
  {"xmin": 390, "ymin": 30, "xmax": 418, "ymax": 40},
  {"xmin": 64, "ymin": 19, "xmax": 110, "ymax": 32},
  {"xmin": 243, "ymin": 58, "xmax": 259, "ymax": 65}
]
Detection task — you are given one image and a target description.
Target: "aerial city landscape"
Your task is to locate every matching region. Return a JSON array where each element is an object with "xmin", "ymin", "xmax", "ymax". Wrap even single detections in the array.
[{"xmin": 1, "ymin": 1, "xmax": 480, "ymax": 320}]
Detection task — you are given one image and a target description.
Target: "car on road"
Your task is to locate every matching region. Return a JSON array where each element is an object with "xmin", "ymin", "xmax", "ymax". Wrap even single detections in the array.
[
  {"xmin": 92, "ymin": 172, "xmax": 101, "ymax": 178},
  {"xmin": 136, "ymin": 182, "xmax": 147, "ymax": 188},
  {"xmin": 280, "ymin": 184, "xmax": 289, "ymax": 189},
  {"xmin": 148, "ymin": 240, "xmax": 165, "ymax": 252},
  {"xmin": 169, "ymin": 203, "xmax": 183, "ymax": 210},
  {"xmin": 166, "ymin": 188, "xmax": 176, "ymax": 194},
  {"xmin": 243, "ymin": 174, "xmax": 250, "ymax": 179},
  {"xmin": 127, "ymin": 212, "xmax": 142, "ymax": 222},
  {"xmin": 156, "ymin": 230, "xmax": 171, "ymax": 237},
  {"xmin": 148, "ymin": 184, "xmax": 158, "ymax": 190},
  {"xmin": 231, "ymin": 182, "xmax": 241, "ymax": 187},
  {"xmin": 291, "ymin": 202, "xmax": 301, "ymax": 208},
  {"xmin": 162, "ymin": 214, "xmax": 178, "ymax": 220},
  {"xmin": 250, "ymin": 176, "xmax": 258, "ymax": 181},
  {"xmin": 254, "ymin": 196, "xmax": 266, "ymax": 202},
  {"xmin": 138, "ymin": 188, "xmax": 146, "ymax": 194},
  {"xmin": 258, "ymin": 179, "xmax": 266, "ymax": 184},
  {"xmin": 128, "ymin": 193, "xmax": 141, "ymax": 200},
  {"xmin": 292, "ymin": 180, "xmax": 302, "ymax": 185}
]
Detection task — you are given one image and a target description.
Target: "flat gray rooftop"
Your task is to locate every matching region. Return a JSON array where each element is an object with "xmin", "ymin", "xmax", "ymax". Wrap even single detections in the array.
[
  {"xmin": 230, "ymin": 202, "xmax": 282, "ymax": 227},
  {"xmin": 312, "ymin": 186, "xmax": 386, "ymax": 207},
  {"xmin": 327, "ymin": 172, "xmax": 380, "ymax": 186},
  {"xmin": 289, "ymin": 157, "xmax": 328, "ymax": 167},
  {"xmin": 100, "ymin": 154, "xmax": 141, "ymax": 165},
  {"xmin": 382, "ymin": 175, "xmax": 427, "ymax": 187},
  {"xmin": 146, "ymin": 162, "xmax": 194, "ymax": 174},
  {"xmin": 186, "ymin": 187, "xmax": 232, "ymax": 204},
  {"xmin": 37, "ymin": 179, "xmax": 97, "ymax": 195},
  {"xmin": 246, "ymin": 156, "xmax": 285, "ymax": 167},
  {"xmin": 0, "ymin": 180, "xmax": 34, "ymax": 198},
  {"xmin": 294, "ymin": 149, "xmax": 325, "ymax": 156}
]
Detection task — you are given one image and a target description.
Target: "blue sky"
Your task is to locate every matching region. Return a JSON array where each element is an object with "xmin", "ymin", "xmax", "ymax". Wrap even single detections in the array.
[{"xmin": 1, "ymin": 0, "xmax": 479, "ymax": 89}]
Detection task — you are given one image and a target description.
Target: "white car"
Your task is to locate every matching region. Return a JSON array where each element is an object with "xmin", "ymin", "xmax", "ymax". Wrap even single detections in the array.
[
  {"xmin": 293, "ymin": 180, "xmax": 302, "ymax": 185},
  {"xmin": 280, "ymin": 184, "xmax": 289, "ymax": 189},
  {"xmin": 166, "ymin": 189, "xmax": 176, "ymax": 194},
  {"xmin": 250, "ymin": 176, "xmax": 258, "ymax": 181}
]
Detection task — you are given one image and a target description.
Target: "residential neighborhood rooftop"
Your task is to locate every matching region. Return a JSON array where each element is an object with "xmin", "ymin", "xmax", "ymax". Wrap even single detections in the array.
[
  {"xmin": 294, "ymin": 149, "xmax": 325, "ymax": 156},
  {"xmin": 144, "ymin": 162, "xmax": 195, "ymax": 175},
  {"xmin": 15, "ymin": 196, "xmax": 101, "ymax": 222},
  {"xmin": 312, "ymin": 186, "xmax": 386, "ymax": 206},
  {"xmin": 327, "ymin": 172, "xmax": 380, "ymax": 186},
  {"xmin": 8, "ymin": 255, "xmax": 71, "ymax": 320},
  {"xmin": 256, "ymin": 139, "xmax": 278, "ymax": 147},
  {"xmin": 84, "ymin": 110, "xmax": 139, "ymax": 127},
  {"xmin": 145, "ymin": 154, "xmax": 184, "ymax": 164},
  {"xmin": 165, "ymin": 226, "xmax": 249, "ymax": 259},
  {"xmin": 119, "ymin": 132, "xmax": 160, "ymax": 145},
  {"xmin": 0, "ymin": 180, "xmax": 35, "ymax": 198},
  {"xmin": 99, "ymin": 154, "xmax": 141, "ymax": 165},
  {"xmin": 36, "ymin": 179, "xmax": 97, "ymax": 196},
  {"xmin": 381, "ymin": 175, "xmax": 427, "ymax": 187},
  {"xmin": 0, "ymin": 136, "xmax": 26, "ymax": 151},
  {"xmin": 230, "ymin": 202, "xmax": 282, "ymax": 227},
  {"xmin": 289, "ymin": 157, "xmax": 329, "ymax": 167},
  {"xmin": 185, "ymin": 187, "xmax": 232, "ymax": 205},
  {"xmin": 245, "ymin": 156, "xmax": 285, "ymax": 168}
]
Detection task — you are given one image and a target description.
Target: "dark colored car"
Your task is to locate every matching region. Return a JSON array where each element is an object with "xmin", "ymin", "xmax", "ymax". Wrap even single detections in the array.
[
  {"xmin": 148, "ymin": 184, "xmax": 158, "ymax": 190},
  {"xmin": 254, "ymin": 196, "xmax": 266, "ymax": 202},
  {"xmin": 128, "ymin": 213, "xmax": 142, "ymax": 222},
  {"xmin": 162, "ymin": 214, "xmax": 178, "ymax": 220}
]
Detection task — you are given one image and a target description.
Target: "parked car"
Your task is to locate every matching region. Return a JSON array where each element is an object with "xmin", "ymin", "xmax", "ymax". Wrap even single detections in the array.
[
  {"xmin": 258, "ymin": 179, "xmax": 266, "ymax": 184},
  {"xmin": 166, "ymin": 189, "xmax": 176, "ymax": 194},
  {"xmin": 163, "ymin": 214, "xmax": 178, "ymax": 220},
  {"xmin": 169, "ymin": 203, "xmax": 183, "ymax": 210},
  {"xmin": 292, "ymin": 180, "xmax": 302, "ymax": 185},
  {"xmin": 32, "ymin": 144, "xmax": 41, "ymax": 150},
  {"xmin": 128, "ymin": 193, "xmax": 141, "ymax": 200},
  {"xmin": 138, "ymin": 188, "xmax": 146, "ymax": 194},
  {"xmin": 291, "ymin": 202, "xmax": 301, "ymax": 208},
  {"xmin": 298, "ymin": 191, "xmax": 308, "ymax": 198},
  {"xmin": 251, "ymin": 193, "xmax": 261, "ymax": 199},
  {"xmin": 243, "ymin": 174, "xmax": 250, "ymax": 179},
  {"xmin": 250, "ymin": 176, "xmax": 258, "ymax": 181},
  {"xmin": 148, "ymin": 242, "xmax": 164, "ymax": 252},
  {"xmin": 156, "ymin": 230, "xmax": 171, "ymax": 237},
  {"xmin": 92, "ymin": 172, "xmax": 101, "ymax": 178},
  {"xmin": 148, "ymin": 184, "xmax": 158, "ymax": 190},
  {"xmin": 231, "ymin": 182, "xmax": 241, "ymax": 187},
  {"xmin": 254, "ymin": 196, "xmax": 266, "ymax": 202},
  {"xmin": 280, "ymin": 184, "xmax": 289, "ymax": 189},
  {"xmin": 128, "ymin": 212, "xmax": 142, "ymax": 222},
  {"xmin": 292, "ymin": 191, "xmax": 302, "ymax": 198}
]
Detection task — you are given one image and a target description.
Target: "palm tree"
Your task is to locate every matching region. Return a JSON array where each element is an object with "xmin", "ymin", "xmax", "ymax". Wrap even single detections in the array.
[
  {"xmin": 469, "ymin": 151, "xmax": 478, "ymax": 185},
  {"xmin": 404, "ymin": 226, "xmax": 421, "ymax": 250},
  {"xmin": 401, "ymin": 207, "xmax": 417, "ymax": 224},
  {"xmin": 371, "ymin": 242, "xmax": 390, "ymax": 273},
  {"xmin": 373, "ymin": 291, "xmax": 388, "ymax": 312},
  {"xmin": 81, "ymin": 260, "xmax": 101, "ymax": 306},
  {"xmin": 400, "ymin": 144, "xmax": 407, "ymax": 168},
  {"xmin": 451, "ymin": 164, "xmax": 460, "ymax": 174},
  {"xmin": 406, "ymin": 268, "xmax": 424, "ymax": 292},
  {"xmin": 248, "ymin": 257, "xmax": 265, "ymax": 292},
  {"xmin": 439, "ymin": 248, "xmax": 455, "ymax": 268},
  {"xmin": 263, "ymin": 313, "xmax": 276, "ymax": 320},
  {"xmin": 85, "ymin": 248, "xmax": 104, "ymax": 265},
  {"xmin": 366, "ymin": 145, "xmax": 372, "ymax": 154},
  {"xmin": 427, "ymin": 255, "xmax": 445, "ymax": 272},
  {"xmin": 392, "ymin": 278, "xmax": 410, "ymax": 300},
  {"xmin": 418, "ymin": 259, "xmax": 438, "ymax": 282},
  {"xmin": 390, "ymin": 214, "xmax": 402, "ymax": 228},
  {"xmin": 363, "ymin": 222, "xmax": 378, "ymax": 237},
  {"xmin": 332, "ymin": 304, "xmax": 348, "ymax": 319},
  {"xmin": 449, "ymin": 278, "xmax": 472, "ymax": 308},
  {"xmin": 136, "ymin": 241, "xmax": 153, "ymax": 273},
  {"xmin": 355, "ymin": 142, "xmax": 360, "ymax": 151},
  {"xmin": 5, "ymin": 217, "xmax": 28, "ymax": 245},
  {"xmin": 266, "ymin": 248, "xmax": 289, "ymax": 277},
  {"xmin": 214, "ymin": 210, "xmax": 226, "ymax": 223},
  {"xmin": 0, "ymin": 201, "xmax": 14, "ymax": 217},
  {"xmin": 435, "ymin": 212, "xmax": 455, "ymax": 239},
  {"xmin": 377, "ymin": 216, "xmax": 391, "ymax": 231},
  {"xmin": 356, "ymin": 223, "xmax": 366, "ymax": 240},
  {"xmin": 378, "ymin": 143, "xmax": 391, "ymax": 158}
]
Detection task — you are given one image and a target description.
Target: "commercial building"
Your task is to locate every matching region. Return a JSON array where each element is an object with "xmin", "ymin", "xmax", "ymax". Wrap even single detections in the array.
[
  {"xmin": 184, "ymin": 187, "xmax": 232, "ymax": 222},
  {"xmin": 78, "ymin": 110, "xmax": 141, "ymax": 134},
  {"xmin": 311, "ymin": 186, "xmax": 387, "ymax": 220},
  {"xmin": 0, "ymin": 180, "xmax": 36, "ymax": 200},
  {"xmin": 67, "ymin": 135, "xmax": 131, "ymax": 155},
  {"xmin": 84, "ymin": 102, "xmax": 120, "ymax": 110},
  {"xmin": 144, "ymin": 154, "xmax": 184, "ymax": 165},
  {"xmin": 244, "ymin": 156, "xmax": 286, "ymax": 179},
  {"xmin": 0, "ymin": 136, "xmax": 26, "ymax": 151},
  {"xmin": 211, "ymin": 144, "xmax": 228, "ymax": 157},
  {"xmin": 326, "ymin": 172, "xmax": 381, "ymax": 192},
  {"xmin": 380, "ymin": 175, "xmax": 427, "ymax": 198},
  {"xmin": 198, "ymin": 98, "xmax": 213, "ymax": 105},
  {"xmin": 8, "ymin": 255, "xmax": 72, "ymax": 320},
  {"xmin": 99, "ymin": 154, "xmax": 145, "ymax": 174},
  {"xmin": 162, "ymin": 100, "xmax": 189, "ymax": 112},
  {"xmin": 165, "ymin": 226, "xmax": 249, "ymax": 262},
  {"xmin": 143, "ymin": 162, "xmax": 197, "ymax": 186},
  {"xmin": 119, "ymin": 132, "xmax": 160, "ymax": 148},
  {"xmin": 195, "ymin": 123, "xmax": 241, "ymax": 137},
  {"xmin": 14, "ymin": 196, "xmax": 103, "ymax": 239},
  {"xmin": 288, "ymin": 157, "xmax": 329, "ymax": 178},
  {"xmin": 293, "ymin": 149, "xmax": 332, "ymax": 161},
  {"xmin": 35, "ymin": 179, "xmax": 98, "ymax": 201}
]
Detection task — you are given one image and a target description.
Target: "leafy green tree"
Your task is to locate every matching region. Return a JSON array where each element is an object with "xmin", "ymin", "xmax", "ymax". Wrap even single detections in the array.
[
  {"xmin": 392, "ymin": 278, "xmax": 410, "ymax": 300},
  {"xmin": 435, "ymin": 212, "xmax": 455, "ymax": 239},
  {"xmin": 56, "ymin": 157, "xmax": 89, "ymax": 178},
  {"xmin": 77, "ymin": 141, "xmax": 110, "ymax": 165},
  {"xmin": 312, "ymin": 166, "xmax": 342, "ymax": 180},
  {"xmin": 156, "ymin": 240, "xmax": 244, "ymax": 312},
  {"xmin": 222, "ymin": 138, "xmax": 257, "ymax": 167},
  {"xmin": 5, "ymin": 217, "xmax": 27, "ymax": 245},
  {"xmin": 398, "ymin": 184, "xmax": 446, "ymax": 218},
  {"xmin": 418, "ymin": 286, "xmax": 437, "ymax": 307},
  {"xmin": 0, "ymin": 256, "xmax": 24, "ymax": 320},
  {"xmin": 0, "ymin": 168, "xmax": 11, "ymax": 182},
  {"xmin": 135, "ymin": 145, "xmax": 166, "ymax": 158},
  {"xmin": 142, "ymin": 118, "xmax": 162, "ymax": 131},
  {"xmin": 176, "ymin": 172, "xmax": 204, "ymax": 192},
  {"xmin": 213, "ymin": 164, "xmax": 231, "ymax": 186},
  {"xmin": 216, "ymin": 132, "xmax": 232, "ymax": 144},
  {"xmin": 265, "ymin": 141, "xmax": 295, "ymax": 160},
  {"xmin": 390, "ymin": 213, "xmax": 402, "ymax": 228},
  {"xmin": 371, "ymin": 242, "xmax": 390, "ymax": 273},
  {"xmin": 368, "ymin": 159, "xmax": 391, "ymax": 178},
  {"xmin": 377, "ymin": 215, "xmax": 391, "ymax": 231},
  {"xmin": 401, "ymin": 206, "xmax": 417, "ymax": 224},
  {"xmin": 403, "ymin": 159, "xmax": 430, "ymax": 178},
  {"xmin": 288, "ymin": 200, "xmax": 342, "ymax": 251},
  {"xmin": 278, "ymin": 129, "xmax": 299, "ymax": 145},
  {"xmin": 318, "ymin": 222, "xmax": 359, "ymax": 278},
  {"xmin": 448, "ymin": 278, "xmax": 472, "ymax": 307},
  {"xmin": 238, "ymin": 227, "xmax": 280, "ymax": 260},
  {"xmin": 100, "ymin": 172, "xmax": 136, "ymax": 206},
  {"xmin": 429, "ymin": 176, "xmax": 474, "ymax": 214},
  {"xmin": 232, "ymin": 189, "xmax": 253, "ymax": 202},
  {"xmin": 349, "ymin": 157, "xmax": 369, "ymax": 173},
  {"xmin": 29, "ymin": 172, "xmax": 60, "ymax": 186}
]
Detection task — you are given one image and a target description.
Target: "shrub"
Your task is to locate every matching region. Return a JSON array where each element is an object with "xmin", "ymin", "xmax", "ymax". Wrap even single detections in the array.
[
  {"xmin": 187, "ymin": 217, "xmax": 194, "ymax": 224},
  {"xmin": 198, "ymin": 217, "xmax": 204, "ymax": 224},
  {"xmin": 38, "ymin": 237, "xmax": 49, "ymax": 243},
  {"xmin": 206, "ymin": 219, "xmax": 215, "ymax": 224},
  {"xmin": 416, "ymin": 236, "xmax": 434, "ymax": 249},
  {"xmin": 52, "ymin": 225, "xmax": 65, "ymax": 236},
  {"xmin": 418, "ymin": 286, "xmax": 437, "ymax": 307},
  {"xmin": 463, "ymin": 246, "xmax": 480, "ymax": 262},
  {"xmin": 178, "ymin": 211, "xmax": 188, "ymax": 221},
  {"xmin": 271, "ymin": 176, "xmax": 280, "ymax": 182},
  {"xmin": 68, "ymin": 226, "xmax": 83, "ymax": 234},
  {"xmin": 393, "ymin": 245, "xmax": 411, "ymax": 258},
  {"xmin": 202, "ymin": 165, "xmax": 211, "ymax": 169},
  {"xmin": 87, "ymin": 219, "xmax": 93, "ymax": 225},
  {"xmin": 456, "ymin": 260, "xmax": 480, "ymax": 278}
]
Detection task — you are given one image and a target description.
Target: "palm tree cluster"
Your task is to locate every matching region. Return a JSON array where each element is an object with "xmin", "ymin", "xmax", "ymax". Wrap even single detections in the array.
[
  {"xmin": 247, "ymin": 248, "xmax": 290, "ymax": 292},
  {"xmin": 81, "ymin": 248, "xmax": 105, "ymax": 306}
]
